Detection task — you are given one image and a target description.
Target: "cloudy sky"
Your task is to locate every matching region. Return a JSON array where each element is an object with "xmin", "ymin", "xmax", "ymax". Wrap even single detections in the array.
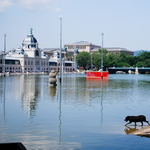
[{"xmin": 0, "ymin": 0, "xmax": 150, "ymax": 51}]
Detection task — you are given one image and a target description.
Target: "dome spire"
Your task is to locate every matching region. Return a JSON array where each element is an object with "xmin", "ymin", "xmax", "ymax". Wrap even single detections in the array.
[{"xmin": 30, "ymin": 28, "xmax": 33, "ymax": 35}]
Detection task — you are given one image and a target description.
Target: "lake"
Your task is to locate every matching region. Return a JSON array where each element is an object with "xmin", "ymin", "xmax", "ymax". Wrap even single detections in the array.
[{"xmin": 0, "ymin": 73, "xmax": 150, "ymax": 149}]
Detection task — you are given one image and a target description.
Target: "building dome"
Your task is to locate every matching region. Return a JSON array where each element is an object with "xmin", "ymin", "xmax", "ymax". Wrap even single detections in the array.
[
  {"xmin": 23, "ymin": 34, "xmax": 37, "ymax": 45},
  {"xmin": 22, "ymin": 28, "xmax": 38, "ymax": 48}
]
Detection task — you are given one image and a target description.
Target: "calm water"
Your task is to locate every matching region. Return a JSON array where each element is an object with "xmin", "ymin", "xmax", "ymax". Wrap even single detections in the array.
[{"xmin": 0, "ymin": 74, "xmax": 150, "ymax": 149}]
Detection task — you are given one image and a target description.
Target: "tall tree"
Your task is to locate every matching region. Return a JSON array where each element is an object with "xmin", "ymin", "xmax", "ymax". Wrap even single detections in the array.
[{"xmin": 76, "ymin": 51, "xmax": 91, "ymax": 69}]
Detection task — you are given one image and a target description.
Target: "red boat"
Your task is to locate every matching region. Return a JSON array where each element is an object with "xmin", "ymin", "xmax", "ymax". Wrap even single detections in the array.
[{"xmin": 86, "ymin": 71, "xmax": 109, "ymax": 78}]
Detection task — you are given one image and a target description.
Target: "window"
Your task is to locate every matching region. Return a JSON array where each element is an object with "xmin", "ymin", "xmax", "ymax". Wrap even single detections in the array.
[
  {"xmin": 31, "ymin": 44, "xmax": 36, "ymax": 48},
  {"xmin": 36, "ymin": 61, "xmax": 39, "ymax": 65},
  {"xmin": 28, "ymin": 60, "xmax": 30, "ymax": 65},
  {"xmin": 0, "ymin": 59, "xmax": 2, "ymax": 64},
  {"xmin": 49, "ymin": 62, "xmax": 57, "ymax": 66},
  {"xmin": 35, "ymin": 50, "xmax": 39, "ymax": 56},
  {"xmin": 65, "ymin": 63, "xmax": 72, "ymax": 66},
  {"xmin": 5, "ymin": 59, "xmax": 20, "ymax": 65},
  {"xmin": 25, "ymin": 60, "xmax": 27, "ymax": 65}
]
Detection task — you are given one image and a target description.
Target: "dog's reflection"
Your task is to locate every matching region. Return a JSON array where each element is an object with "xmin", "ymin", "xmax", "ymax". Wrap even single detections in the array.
[{"xmin": 124, "ymin": 125, "xmax": 140, "ymax": 135}]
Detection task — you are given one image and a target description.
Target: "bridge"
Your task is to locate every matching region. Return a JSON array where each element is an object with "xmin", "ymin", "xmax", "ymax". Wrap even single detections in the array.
[{"xmin": 108, "ymin": 67, "xmax": 150, "ymax": 74}]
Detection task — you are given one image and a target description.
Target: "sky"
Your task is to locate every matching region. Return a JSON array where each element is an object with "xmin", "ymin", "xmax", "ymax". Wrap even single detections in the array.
[{"xmin": 0, "ymin": 0, "xmax": 150, "ymax": 51}]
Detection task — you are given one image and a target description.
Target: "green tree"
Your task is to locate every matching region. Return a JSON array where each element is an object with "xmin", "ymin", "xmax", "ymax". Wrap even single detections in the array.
[
  {"xmin": 76, "ymin": 51, "xmax": 91, "ymax": 69},
  {"xmin": 135, "ymin": 51, "xmax": 150, "ymax": 67},
  {"xmin": 107, "ymin": 53, "xmax": 121, "ymax": 67},
  {"xmin": 144, "ymin": 59, "xmax": 150, "ymax": 67},
  {"xmin": 92, "ymin": 49, "xmax": 109, "ymax": 70},
  {"xmin": 125, "ymin": 56, "xmax": 135, "ymax": 66}
]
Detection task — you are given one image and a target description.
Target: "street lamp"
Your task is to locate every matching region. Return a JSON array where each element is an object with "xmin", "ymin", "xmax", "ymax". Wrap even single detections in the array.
[
  {"xmin": 101, "ymin": 33, "xmax": 104, "ymax": 79},
  {"xmin": 90, "ymin": 47, "xmax": 93, "ymax": 69},
  {"xmin": 59, "ymin": 16, "xmax": 62, "ymax": 82},
  {"xmin": 4, "ymin": 34, "xmax": 6, "ymax": 77},
  {"xmin": 74, "ymin": 44, "xmax": 79, "ymax": 72}
]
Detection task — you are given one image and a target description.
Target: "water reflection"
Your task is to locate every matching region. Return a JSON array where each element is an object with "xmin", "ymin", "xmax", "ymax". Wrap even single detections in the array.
[
  {"xmin": 100, "ymin": 79, "xmax": 103, "ymax": 125},
  {"xmin": 1, "ymin": 74, "xmax": 150, "ymax": 149},
  {"xmin": 49, "ymin": 86, "xmax": 57, "ymax": 99},
  {"xmin": 58, "ymin": 83, "xmax": 62, "ymax": 145},
  {"xmin": 124, "ymin": 125, "xmax": 139, "ymax": 135},
  {"xmin": 86, "ymin": 78, "xmax": 108, "ymax": 89},
  {"xmin": 20, "ymin": 75, "xmax": 41, "ymax": 118},
  {"xmin": 3, "ymin": 77, "xmax": 6, "ymax": 120}
]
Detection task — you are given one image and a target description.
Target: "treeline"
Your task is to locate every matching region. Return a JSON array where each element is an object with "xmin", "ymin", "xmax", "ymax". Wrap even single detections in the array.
[{"xmin": 76, "ymin": 49, "xmax": 150, "ymax": 70}]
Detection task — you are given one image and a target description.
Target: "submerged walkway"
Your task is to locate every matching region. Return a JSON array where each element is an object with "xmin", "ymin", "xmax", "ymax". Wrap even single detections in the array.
[{"xmin": 132, "ymin": 125, "xmax": 150, "ymax": 137}]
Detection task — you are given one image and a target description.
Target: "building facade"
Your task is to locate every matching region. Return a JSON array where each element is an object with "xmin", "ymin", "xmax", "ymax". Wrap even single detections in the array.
[
  {"xmin": 65, "ymin": 41, "xmax": 101, "ymax": 53},
  {"xmin": 104, "ymin": 47, "xmax": 134, "ymax": 56},
  {"xmin": 65, "ymin": 41, "xmax": 134, "ymax": 56},
  {"xmin": 0, "ymin": 29, "xmax": 75, "ymax": 73},
  {"xmin": 4, "ymin": 29, "xmax": 49, "ymax": 73}
]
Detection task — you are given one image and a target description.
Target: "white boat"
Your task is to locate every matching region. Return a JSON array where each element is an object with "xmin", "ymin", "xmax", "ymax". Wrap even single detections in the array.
[{"xmin": 116, "ymin": 71, "xmax": 123, "ymax": 74}]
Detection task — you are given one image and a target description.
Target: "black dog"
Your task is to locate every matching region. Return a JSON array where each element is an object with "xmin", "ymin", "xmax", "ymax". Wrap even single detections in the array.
[{"xmin": 124, "ymin": 115, "xmax": 149, "ymax": 126}]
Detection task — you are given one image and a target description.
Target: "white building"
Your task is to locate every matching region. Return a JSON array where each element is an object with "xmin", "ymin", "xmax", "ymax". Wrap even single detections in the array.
[
  {"xmin": 4, "ymin": 29, "xmax": 49, "ymax": 73},
  {"xmin": 49, "ymin": 51, "xmax": 75, "ymax": 72},
  {"xmin": 0, "ymin": 29, "xmax": 75, "ymax": 73}
]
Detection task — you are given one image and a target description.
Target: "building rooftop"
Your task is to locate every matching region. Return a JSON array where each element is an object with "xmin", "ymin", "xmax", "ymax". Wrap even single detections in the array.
[{"xmin": 66, "ymin": 41, "xmax": 100, "ymax": 47}]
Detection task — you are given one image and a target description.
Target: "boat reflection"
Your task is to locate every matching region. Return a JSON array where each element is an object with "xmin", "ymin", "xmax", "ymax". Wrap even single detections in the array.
[{"xmin": 86, "ymin": 78, "xmax": 108, "ymax": 89}]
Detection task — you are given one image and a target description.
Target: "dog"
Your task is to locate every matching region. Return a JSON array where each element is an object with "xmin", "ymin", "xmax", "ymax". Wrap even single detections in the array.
[{"xmin": 124, "ymin": 115, "xmax": 149, "ymax": 126}]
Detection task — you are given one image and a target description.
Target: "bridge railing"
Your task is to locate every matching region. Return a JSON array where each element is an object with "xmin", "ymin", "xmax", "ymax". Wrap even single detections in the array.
[{"xmin": 108, "ymin": 67, "xmax": 150, "ymax": 69}]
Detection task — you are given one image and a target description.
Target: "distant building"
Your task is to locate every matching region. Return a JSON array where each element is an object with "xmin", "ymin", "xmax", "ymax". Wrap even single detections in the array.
[
  {"xmin": 104, "ymin": 47, "xmax": 134, "ymax": 56},
  {"xmin": 44, "ymin": 41, "xmax": 134, "ymax": 63},
  {"xmin": 65, "ymin": 41, "xmax": 101, "ymax": 53},
  {"xmin": 65, "ymin": 41, "xmax": 134, "ymax": 56}
]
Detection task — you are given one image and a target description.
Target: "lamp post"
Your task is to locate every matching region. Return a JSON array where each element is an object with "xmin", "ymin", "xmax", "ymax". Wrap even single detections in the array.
[
  {"xmin": 90, "ymin": 47, "xmax": 93, "ymax": 69},
  {"xmin": 91, "ymin": 54, "xmax": 92, "ymax": 69},
  {"xmin": 59, "ymin": 16, "xmax": 62, "ymax": 82},
  {"xmin": 101, "ymin": 33, "xmax": 104, "ymax": 79},
  {"xmin": 4, "ymin": 34, "xmax": 6, "ymax": 77},
  {"xmin": 74, "ymin": 47, "xmax": 78, "ymax": 72},
  {"xmin": 74, "ymin": 51, "xmax": 76, "ymax": 72}
]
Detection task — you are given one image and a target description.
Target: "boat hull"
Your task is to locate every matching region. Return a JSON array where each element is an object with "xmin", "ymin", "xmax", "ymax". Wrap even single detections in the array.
[{"xmin": 86, "ymin": 71, "xmax": 109, "ymax": 78}]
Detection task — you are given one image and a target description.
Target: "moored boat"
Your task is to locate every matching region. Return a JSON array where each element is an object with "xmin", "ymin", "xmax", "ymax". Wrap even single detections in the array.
[{"xmin": 86, "ymin": 71, "xmax": 109, "ymax": 78}]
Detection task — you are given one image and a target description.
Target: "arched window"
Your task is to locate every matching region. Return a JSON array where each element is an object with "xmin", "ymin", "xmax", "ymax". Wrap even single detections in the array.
[
  {"xmin": 35, "ymin": 50, "xmax": 39, "ymax": 56},
  {"xmin": 28, "ymin": 60, "xmax": 30, "ymax": 65},
  {"xmin": 25, "ymin": 60, "xmax": 27, "ymax": 65}
]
